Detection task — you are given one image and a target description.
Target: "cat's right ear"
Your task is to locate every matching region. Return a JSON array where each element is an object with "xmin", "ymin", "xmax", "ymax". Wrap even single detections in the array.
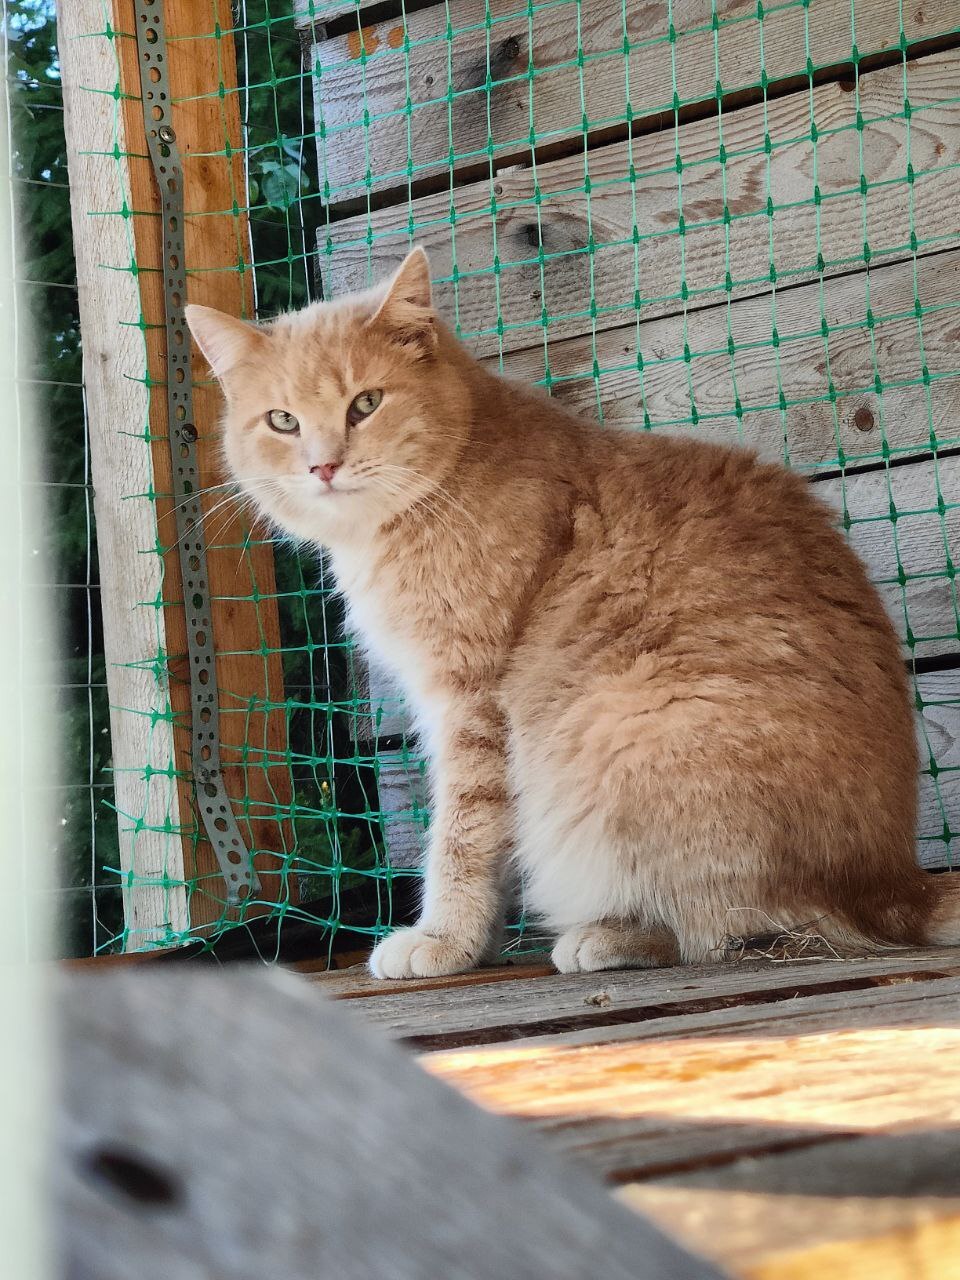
[
  {"xmin": 185, "ymin": 305, "xmax": 265, "ymax": 380},
  {"xmin": 365, "ymin": 247, "xmax": 437, "ymax": 358}
]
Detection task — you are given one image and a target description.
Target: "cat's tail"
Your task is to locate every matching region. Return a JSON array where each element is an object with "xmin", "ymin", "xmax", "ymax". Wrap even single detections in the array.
[{"xmin": 923, "ymin": 873, "xmax": 960, "ymax": 945}]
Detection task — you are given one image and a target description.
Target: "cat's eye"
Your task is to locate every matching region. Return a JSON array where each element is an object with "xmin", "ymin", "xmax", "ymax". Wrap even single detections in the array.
[
  {"xmin": 347, "ymin": 388, "xmax": 383, "ymax": 426},
  {"xmin": 266, "ymin": 409, "xmax": 300, "ymax": 434}
]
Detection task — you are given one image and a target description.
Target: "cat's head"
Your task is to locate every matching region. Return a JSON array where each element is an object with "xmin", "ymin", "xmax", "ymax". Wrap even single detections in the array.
[{"xmin": 185, "ymin": 248, "xmax": 469, "ymax": 545}]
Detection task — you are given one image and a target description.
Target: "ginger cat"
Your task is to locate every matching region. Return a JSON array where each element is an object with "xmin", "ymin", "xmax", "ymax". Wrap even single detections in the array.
[{"xmin": 186, "ymin": 248, "xmax": 960, "ymax": 978}]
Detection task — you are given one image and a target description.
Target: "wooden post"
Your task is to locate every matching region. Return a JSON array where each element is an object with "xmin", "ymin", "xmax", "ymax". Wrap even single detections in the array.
[
  {"xmin": 60, "ymin": 0, "xmax": 188, "ymax": 945},
  {"xmin": 60, "ymin": 0, "xmax": 293, "ymax": 943}
]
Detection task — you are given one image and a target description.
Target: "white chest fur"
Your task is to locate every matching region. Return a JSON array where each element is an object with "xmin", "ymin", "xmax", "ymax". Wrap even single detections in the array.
[{"xmin": 328, "ymin": 543, "xmax": 445, "ymax": 757}]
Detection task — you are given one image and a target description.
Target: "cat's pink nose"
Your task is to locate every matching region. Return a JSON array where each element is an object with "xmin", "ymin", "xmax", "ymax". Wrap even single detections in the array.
[{"xmin": 310, "ymin": 461, "xmax": 340, "ymax": 484}]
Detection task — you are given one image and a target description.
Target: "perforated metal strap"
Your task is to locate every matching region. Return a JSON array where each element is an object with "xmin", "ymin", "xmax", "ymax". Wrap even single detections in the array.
[{"xmin": 134, "ymin": 1, "xmax": 259, "ymax": 904}]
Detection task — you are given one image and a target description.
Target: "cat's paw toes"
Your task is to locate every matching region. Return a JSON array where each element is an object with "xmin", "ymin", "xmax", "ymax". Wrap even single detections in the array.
[
  {"xmin": 369, "ymin": 927, "xmax": 475, "ymax": 980},
  {"xmin": 552, "ymin": 924, "xmax": 619, "ymax": 974}
]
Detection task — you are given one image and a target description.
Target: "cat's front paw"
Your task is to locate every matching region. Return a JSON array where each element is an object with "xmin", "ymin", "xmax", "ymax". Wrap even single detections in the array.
[
  {"xmin": 552, "ymin": 925, "xmax": 603, "ymax": 973},
  {"xmin": 369, "ymin": 927, "xmax": 476, "ymax": 980},
  {"xmin": 551, "ymin": 921, "xmax": 676, "ymax": 972}
]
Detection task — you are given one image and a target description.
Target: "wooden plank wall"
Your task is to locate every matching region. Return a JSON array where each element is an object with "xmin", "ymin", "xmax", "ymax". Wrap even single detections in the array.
[{"xmin": 302, "ymin": 0, "xmax": 960, "ymax": 869}]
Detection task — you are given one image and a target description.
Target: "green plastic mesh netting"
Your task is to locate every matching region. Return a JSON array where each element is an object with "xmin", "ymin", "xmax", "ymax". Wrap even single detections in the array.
[{"xmin": 34, "ymin": 0, "xmax": 960, "ymax": 955}]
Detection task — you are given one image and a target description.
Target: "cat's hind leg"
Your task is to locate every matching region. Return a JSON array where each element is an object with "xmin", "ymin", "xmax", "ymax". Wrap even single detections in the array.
[{"xmin": 551, "ymin": 920, "xmax": 680, "ymax": 974}]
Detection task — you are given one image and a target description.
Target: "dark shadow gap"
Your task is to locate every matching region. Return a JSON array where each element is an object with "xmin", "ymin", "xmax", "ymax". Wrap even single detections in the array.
[{"xmin": 605, "ymin": 1129, "xmax": 862, "ymax": 1185}]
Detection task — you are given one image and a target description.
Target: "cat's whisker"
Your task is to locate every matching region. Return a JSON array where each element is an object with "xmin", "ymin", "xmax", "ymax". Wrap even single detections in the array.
[
  {"xmin": 164, "ymin": 482, "xmax": 277, "ymax": 555},
  {"xmin": 158, "ymin": 476, "xmax": 289, "ymax": 522},
  {"xmin": 406, "ymin": 478, "xmax": 486, "ymax": 543},
  {"xmin": 234, "ymin": 527, "xmax": 253, "ymax": 578},
  {"xmin": 368, "ymin": 471, "xmax": 464, "ymax": 539},
  {"xmin": 206, "ymin": 494, "xmax": 258, "ymax": 551},
  {"xmin": 368, "ymin": 462, "xmax": 487, "ymax": 543},
  {"xmin": 368, "ymin": 475, "xmax": 462, "ymax": 542},
  {"xmin": 197, "ymin": 494, "xmax": 257, "ymax": 552},
  {"xmin": 158, "ymin": 480, "xmax": 246, "ymax": 522}
]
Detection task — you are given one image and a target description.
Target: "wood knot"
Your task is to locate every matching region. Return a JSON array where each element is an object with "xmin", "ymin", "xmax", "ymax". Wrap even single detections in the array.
[
  {"xmin": 520, "ymin": 222, "xmax": 542, "ymax": 250},
  {"xmin": 82, "ymin": 1146, "xmax": 182, "ymax": 1208},
  {"xmin": 853, "ymin": 404, "xmax": 876, "ymax": 432},
  {"xmin": 498, "ymin": 36, "xmax": 522, "ymax": 63}
]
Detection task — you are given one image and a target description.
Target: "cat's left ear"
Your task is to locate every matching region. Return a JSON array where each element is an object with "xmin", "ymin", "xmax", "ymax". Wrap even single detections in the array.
[{"xmin": 366, "ymin": 247, "xmax": 437, "ymax": 358}]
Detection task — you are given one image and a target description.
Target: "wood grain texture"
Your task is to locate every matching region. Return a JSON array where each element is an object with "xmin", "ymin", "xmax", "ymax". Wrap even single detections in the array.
[
  {"xmin": 309, "ymin": 0, "xmax": 959, "ymax": 197},
  {"xmin": 56, "ymin": 969, "xmax": 725, "ymax": 1280},
  {"xmin": 623, "ymin": 1155, "xmax": 960, "ymax": 1280},
  {"xmin": 405, "ymin": 957, "xmax": 960, "ymax": 1278},
  {"xmin": 59, "ymin": 0, "xmax": 187, "ymax": 946},
  {"xmin": 293, "ymin": 0, "xmax": 359, "ymax": 26},
  {"xmin": 916, "ymin": 671, "xmax": 960, "ymax": 866},
  {"xmin": 498, "ymin": 248, "xmax": 960, "ymax": 472},
  {"xmin": 303, "ymin": 949, "xmax": 960, "ymax": 1276},
  {"xmin": 320, "ymin": 49, "xmax": 960, "ymax": 358},
  {"xmin": 111, "ymin": 1, "xmax": 293, "ymax": 930},
  {"xmin": 815, "ymin": 456, "xmax": 960, "ymax": 661},
  {"xmin": 304, "ymin": 957, "xmax": 556, "ymax": 997},
  {"xmin": 427, "ymin": 972, "xmax": 960, "ymax": 1095},
  {"xmin": 313, "ymin": 947, "xmax": 960, "ymax": 1042}
]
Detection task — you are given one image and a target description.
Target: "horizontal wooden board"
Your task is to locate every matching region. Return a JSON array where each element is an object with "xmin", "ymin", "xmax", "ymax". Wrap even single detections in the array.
[
  {"xmin": 421, "ymin": 969, "xmax": 960, "ymax": 1273},
  {"xmin": 423, "ymin": 975, "xmax": 960, "ymax": 1120},
  {"xmin": 498, "ymin": 248, "xmax": 960, "ymax": 472},
  {"xmin": 308, "ymin": 0, "xmax": 960, "ymax": 198},
  {"xmin": 321, "ymin": 49, "xmax": 960, "ymax": 357},
  {"xmin": 305, "ymin": 957, "xmax": 554, "ymax": 997},
  {"xmin": 294, "ymin": 0, "xmax": 358, "ymax": 25},
  {"xmin": 319, "ymin": 947, "xmax": 960, "ymax": 1042}
]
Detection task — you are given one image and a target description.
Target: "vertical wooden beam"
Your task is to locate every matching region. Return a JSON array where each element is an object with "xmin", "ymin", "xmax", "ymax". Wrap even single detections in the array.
[
  {"xmin": 122, "ymin": 0, "xmax": 295, "ymax": 929},
  {"xmin": 62, "ymin": 1, "xmax": 293, "ymax": 940},
  {"xmin": 60, "ymin": 0, "xmax": 188, "ymax": 946}
]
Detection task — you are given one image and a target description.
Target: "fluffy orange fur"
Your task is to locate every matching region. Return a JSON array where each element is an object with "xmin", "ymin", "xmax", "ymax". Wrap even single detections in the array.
[{"xmin": 187, "ymin": 248, "xmax": 960, "ymax": 978}]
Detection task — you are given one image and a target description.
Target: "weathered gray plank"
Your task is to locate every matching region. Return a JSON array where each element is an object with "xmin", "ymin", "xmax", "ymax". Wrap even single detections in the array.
[
  {"xmin": 57, "ymin": 970, "xmax": 724, "ymax": 1280},
  {"xmin": 309, "ymin": 0, "xmax": 959, "ymax": 198},
  {"xmin": 314, "ymin": 947, "xmax": 960, "ymax": 1043},
  {"xmin": 430, "ymin": 970, "xmax": 960, "ymax": 1054},
  {"xmin": 548, "ymin": 1082, "xmax": 960, "ymax": 1189},
  {"xmin": 498, "ymin": 248, "xmax": 960, "ymax": 472},
  {"xmin": 916, "ymin": 671, "xmax": 960, "ymax": 867},
  {"xmin": 296, "ymin": 956, "xmax": 554, "ymax": 993},
  {"xmin": 321, "ymin": 49, "xmax": 960, "ymax": 357},
  {"xmin": 294, "ymin": 0, "xmax": 359, "ymax": 25},
  {"xmin": 814, "ymin": 456, "xmax": 960, "ymax": 661},
  {"xmin": 60, "ymin": 0, "xmax": 187, "ymax": 942}
]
